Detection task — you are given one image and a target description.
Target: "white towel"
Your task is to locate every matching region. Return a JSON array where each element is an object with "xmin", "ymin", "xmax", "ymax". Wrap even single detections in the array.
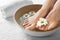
[
  {"xmin": 32, "ymin": 0, "xmax": 45, "ymax": 4},
  {"xmin": 0, "ymin": 0, "xmax": 33, "ymax": 18}
]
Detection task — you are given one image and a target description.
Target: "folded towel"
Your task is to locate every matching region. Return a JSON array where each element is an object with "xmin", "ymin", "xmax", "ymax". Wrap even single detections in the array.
[
  {"xmin": 32, "ymin": 0, "xmax": 45, "ymax": 4},
  {"xmin": 0, "ymin": 0, "xmax": 33, "ymax": 18}
]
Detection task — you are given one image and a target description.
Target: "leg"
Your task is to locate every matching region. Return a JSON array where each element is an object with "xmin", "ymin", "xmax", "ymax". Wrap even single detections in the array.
[
  {"xmin": 46, "ymin": 0, "xmax": 60, "ymax": 30},
  {"xmin": 40, "ymin": 0, "xmax": 60, "ymax": 31},
  {"xmin": 25, "ymin": 0, "xmax": 57, "ymax": 30}
]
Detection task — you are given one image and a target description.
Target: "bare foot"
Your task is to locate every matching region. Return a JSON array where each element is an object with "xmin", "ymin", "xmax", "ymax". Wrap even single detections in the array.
[
  {"xmin": 25, "ymin": 0, "xmax": 56, "ymax": 30},
  {"xmin": 38, "ymin": 0, "xmax": 60, "ymax": 31}
]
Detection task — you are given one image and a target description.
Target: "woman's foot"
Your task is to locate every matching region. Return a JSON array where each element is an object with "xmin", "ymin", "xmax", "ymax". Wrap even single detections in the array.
[
  {"xmin": 25, "ymin": 0, "xmax": 56, "ymax": 30},
  {"xmin": 37, "ymin": 0, "xmax": 60, "ymax": 31}
]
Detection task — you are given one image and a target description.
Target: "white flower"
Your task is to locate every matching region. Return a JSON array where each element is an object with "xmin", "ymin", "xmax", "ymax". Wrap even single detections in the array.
[
  {"xmin": 37, "ymin": 18, "xmax": 48, "ymax": 27},
  {"xmin": 23, "ymin": 11, "xmax": 36, "ymax": 19},
  {"xmin": 29, "ymin": 11, "xmax": 36, "ymax": 16},
  {"xmin": 23, "ymin": 13, "xmax": 30, "ymax": 19}
]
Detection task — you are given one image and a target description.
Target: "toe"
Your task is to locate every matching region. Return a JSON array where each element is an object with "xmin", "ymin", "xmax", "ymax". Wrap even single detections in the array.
[
  {"xmin": 36, "ymin": 26, "xmax": 45, "ymax": 31},
  {"xmin": 25, "ymin": 24, "xmax": 31, "ymax": 28},
  {"xmin": 41, "ymin": 26, "xmax": 46, "ymax": 31},
  {"xmin": 39, "ymin": 26, "xmax": 46, "ymax": 31},
  {"xmin": 23, "ymin": 22, "xmax": 28, "ymax": 26},
  {"xmin": 23, "ymin": 19, "xmax": 28, "ymax": 26},
  {"xmin": 25, "ymin": 24, "xmax": 36, "ymax": 30},
  {"xmin": 44, "ymin": 26, "xmax": 48, "ymax": 31}
]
